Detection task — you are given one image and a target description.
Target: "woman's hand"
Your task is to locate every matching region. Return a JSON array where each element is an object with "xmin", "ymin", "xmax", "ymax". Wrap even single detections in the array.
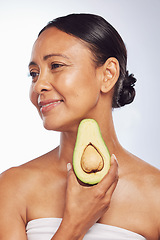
[{"xmin": 59, "ymin": 154, "xmax": 118, "ymax": 239}]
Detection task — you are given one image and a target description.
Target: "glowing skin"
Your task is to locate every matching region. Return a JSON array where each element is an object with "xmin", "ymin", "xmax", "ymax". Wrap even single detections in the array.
[
  {"xmin": 0, "ymin": 24, "xmax": 159, "ymax": 240},
  {"xmin": 29, "ymin": 27, "xmax": 103, "ymax": 132}
]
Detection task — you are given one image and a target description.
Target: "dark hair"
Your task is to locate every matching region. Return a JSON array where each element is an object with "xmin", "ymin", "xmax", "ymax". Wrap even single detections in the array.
[{"xmin": 39, "ymin": 13, "xmax": 136, "ymax": 108}]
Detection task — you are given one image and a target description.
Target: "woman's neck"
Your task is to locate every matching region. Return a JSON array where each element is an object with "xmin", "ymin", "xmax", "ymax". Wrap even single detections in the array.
[{"xmin": 58, "ymin": 131, "xmax": 77, "ymax": 165}]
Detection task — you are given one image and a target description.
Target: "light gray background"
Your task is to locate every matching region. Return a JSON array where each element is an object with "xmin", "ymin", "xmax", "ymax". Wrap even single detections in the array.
[{"xmin": 0, "ymin": 0, "xmax": 159, "ymax": 173}]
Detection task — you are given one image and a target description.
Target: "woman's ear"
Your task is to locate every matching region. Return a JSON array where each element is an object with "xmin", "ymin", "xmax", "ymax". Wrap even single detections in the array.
[{"xmin": 100, "ymin": 57, "xmax": 120, "ymax": 93}]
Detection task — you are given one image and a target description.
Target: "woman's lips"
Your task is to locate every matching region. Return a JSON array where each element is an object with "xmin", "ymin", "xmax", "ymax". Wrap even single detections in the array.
[{"xmin": 38, "ymin": 99, "xmax": 63, "ymax": 114}]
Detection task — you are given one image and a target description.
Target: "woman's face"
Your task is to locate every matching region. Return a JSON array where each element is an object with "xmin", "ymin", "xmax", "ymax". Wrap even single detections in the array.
[{"xmin": 29, "ymin": 27, "xmax": 103, "ymax": 131}]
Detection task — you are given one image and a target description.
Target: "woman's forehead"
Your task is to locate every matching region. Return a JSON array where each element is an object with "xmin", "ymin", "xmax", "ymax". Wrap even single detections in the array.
[
  {"xmin": 30, "ymin": 27, "xmax": 93, "ymax": 65},
  {"xmin": 32, "ymin": 28, "xmax": 88, "ymax": 55}
]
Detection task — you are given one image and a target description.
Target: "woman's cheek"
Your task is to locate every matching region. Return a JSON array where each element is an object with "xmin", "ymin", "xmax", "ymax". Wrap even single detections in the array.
[{"xmin": 29, "ymin": 85, "xmax": 39, "ymax": 109}]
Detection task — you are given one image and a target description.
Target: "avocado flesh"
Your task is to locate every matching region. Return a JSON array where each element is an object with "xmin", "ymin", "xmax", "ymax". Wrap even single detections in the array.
[{"xmin": 73, "ymin": 119, "xmax": 110, "ymax": 185}]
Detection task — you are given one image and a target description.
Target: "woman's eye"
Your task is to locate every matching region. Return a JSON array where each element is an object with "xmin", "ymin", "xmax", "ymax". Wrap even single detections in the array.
[
  {"xmin": 29, "ymin": 71, "xmax": 39, "ymax": 80},
  {"xmin": 51, "ymin": 63, "xmax": 63, "ymax": 70}
]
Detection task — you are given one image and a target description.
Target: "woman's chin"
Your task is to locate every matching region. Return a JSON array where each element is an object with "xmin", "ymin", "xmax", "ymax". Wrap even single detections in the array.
[
  {"xmin": 43, "ymin": 121, "xmax": 58, "ymax": 131},
  {"xmin": 42, "ymin": 120, "xmax": 66, "ymax": 132},
  {"xmin": 42, "ymin": 118, "xmax": 79, "ymax": 133}
]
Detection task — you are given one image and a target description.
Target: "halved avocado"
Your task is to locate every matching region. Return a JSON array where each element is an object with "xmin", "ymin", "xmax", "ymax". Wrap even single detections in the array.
[{"xmin": 73, "ymin": 119, "xmax": 110, "ymax": 185}]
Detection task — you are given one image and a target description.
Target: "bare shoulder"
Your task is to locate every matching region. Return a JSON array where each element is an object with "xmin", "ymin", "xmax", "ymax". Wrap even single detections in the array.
[
  {"xmin": 0, "ymin": 147, "xmax": 59, "ymax": 193},
  {"xmin": 0, "ymin": 148, "xmax": 59, "ymax": 239},
  {"xmin": 132, "ymin": 155, "xmax": 160, "ymax": 188},
  {"xmin": 140, "ymin": 159, "xmax": 160, "ymax": 205},
  {"xmin": 0, "ymin": 155, "xmax": 43, "ymax": 221},
  {"xmin": 139, "ymin": 159, "xmax": 160, "ymax": 235},
  {"xmin": 129, "ymin": 154, "xmax": 160, "ymax": 232},
  {"xmin": 0, "ymin": 165, "xmax": 30, "ymax": 239},
  {"xmin": 117, "ymin": 152, "xmax": 160, "ymax": 238},
  {"xmin": 127, "ymin": 154, "xmax": 160, "ymax": 196}
]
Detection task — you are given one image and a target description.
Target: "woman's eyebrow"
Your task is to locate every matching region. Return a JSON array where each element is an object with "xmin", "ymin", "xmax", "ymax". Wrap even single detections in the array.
[
  {"xmin": 43, "ymin": 53, "xmax": 69, "ymax": 61},
  {"xmin": 28, "ymin": 61, "xmax": 37, "ymax": 68},
  {"xmin": 28, "ymin": 54, "xmax": 69, "ymax": 67}
]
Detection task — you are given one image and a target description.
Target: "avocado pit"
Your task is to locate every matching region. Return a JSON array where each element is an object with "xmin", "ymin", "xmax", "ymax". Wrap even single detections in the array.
[{"xmin": 81, "ymin": 144, "xmax": 104, "ymax": 173}]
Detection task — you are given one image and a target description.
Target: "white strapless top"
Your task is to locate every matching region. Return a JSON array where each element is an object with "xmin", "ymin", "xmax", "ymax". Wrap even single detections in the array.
[{"xmin": 26, "ymin": 218, "xmax": 146, "ymax": 240}]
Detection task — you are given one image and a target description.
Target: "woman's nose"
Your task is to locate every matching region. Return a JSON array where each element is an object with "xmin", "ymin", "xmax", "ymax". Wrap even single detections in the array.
[{"xmin": 33, "ymin": 73, "xmax": 52, "ymax": 94}]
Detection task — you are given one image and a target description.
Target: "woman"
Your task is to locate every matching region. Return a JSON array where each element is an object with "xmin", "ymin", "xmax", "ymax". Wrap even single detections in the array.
[{"xmin": 0, "ymin": 13, "xmax": 160, "ymax": 240}]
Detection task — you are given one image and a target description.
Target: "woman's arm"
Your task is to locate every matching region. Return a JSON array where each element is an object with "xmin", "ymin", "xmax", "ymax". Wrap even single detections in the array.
[
  {"xmin": 0, "ymin": 168, "xmax": 27, "ymax": 240},
  {"xmin": 51, "ymin": 154, "xmax": 118, "ymax": 240}
]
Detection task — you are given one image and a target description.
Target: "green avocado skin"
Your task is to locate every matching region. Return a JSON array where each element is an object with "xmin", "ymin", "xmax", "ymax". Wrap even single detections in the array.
[{"xmin": 73, "ymin": 119, "xmax": 110, "ymax": 185}]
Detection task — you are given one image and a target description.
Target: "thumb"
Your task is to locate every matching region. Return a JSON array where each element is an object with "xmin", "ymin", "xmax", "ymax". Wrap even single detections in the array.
[{"xmin": 66, "ymin": 163, "xmax": 79, "ymax": 186}]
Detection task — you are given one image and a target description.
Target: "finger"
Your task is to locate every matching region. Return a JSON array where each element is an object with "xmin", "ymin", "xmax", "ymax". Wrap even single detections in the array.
[
  {"xmin": 97, "ymin": 154, "xmax": 119, "ymax": 191},
  {"xmin": 109, "ymin": 154, "xmax": 119, "ymax": 181},
  {"xmin": 105, "ymin": 172, "xmax": 118, "ymax": 197},
  {"xmin": 66, "ymin": 163, "xmax": 79, "ymax": 186}
]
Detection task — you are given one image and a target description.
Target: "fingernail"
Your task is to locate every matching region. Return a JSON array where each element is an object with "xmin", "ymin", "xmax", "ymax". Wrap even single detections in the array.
[
  {"xmin": 112, "ymin": 154, "xmax": 119, "ymax": 166},
  {"xmin": 67, "ymin": 163, "xmax": 72, "ymax": 172}
]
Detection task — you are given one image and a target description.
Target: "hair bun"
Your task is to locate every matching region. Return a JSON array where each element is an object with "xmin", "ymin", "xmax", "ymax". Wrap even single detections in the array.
[{"xmin": 118, "ymin": 71, "xmax": 137, "ymax": 107}]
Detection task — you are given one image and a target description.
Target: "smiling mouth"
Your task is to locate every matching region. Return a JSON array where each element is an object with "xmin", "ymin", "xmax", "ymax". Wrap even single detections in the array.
[
  {"xmin": 41, "ymin": 100, "xmax": 62, "ymax": 108},
  {"xmin": 39, "ymin": 100, "xmax": 63, "ymax": 113}
]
